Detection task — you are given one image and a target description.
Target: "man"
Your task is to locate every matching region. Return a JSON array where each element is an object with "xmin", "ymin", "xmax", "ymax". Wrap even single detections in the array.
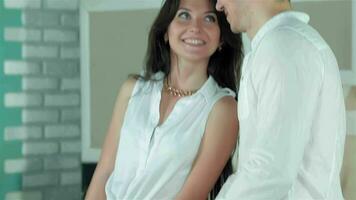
[{"xmin": 215, "ymin": 0, "xmax": 346, "ymax": 199}]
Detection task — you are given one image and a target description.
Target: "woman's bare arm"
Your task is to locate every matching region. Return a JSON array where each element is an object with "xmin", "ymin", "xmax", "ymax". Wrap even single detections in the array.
[
  {"xmin": 175, "ymin": 96, "xmax": 238, "ymax": 200},
  {"xmin": 85, "ymin": 78, "xmax": 137, "ymax": 200}
]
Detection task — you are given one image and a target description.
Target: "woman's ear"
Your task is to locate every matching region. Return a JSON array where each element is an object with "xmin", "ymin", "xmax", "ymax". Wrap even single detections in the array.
[{"xmin": 218, "ymin": 41, "xmax": 224, "ymax": 51}]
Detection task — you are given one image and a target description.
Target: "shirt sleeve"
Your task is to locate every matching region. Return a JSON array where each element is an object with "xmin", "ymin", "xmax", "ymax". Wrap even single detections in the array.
[{"xmin": 217, "ymin": 29, "xmax": 324, "ymax": 199}]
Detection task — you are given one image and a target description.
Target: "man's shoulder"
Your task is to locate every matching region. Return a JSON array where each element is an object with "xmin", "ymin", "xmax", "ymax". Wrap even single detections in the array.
[
  {"xmin": 255, "ymin": 23, "xmax": 327, "ymax": 61},
  {"xmin": 265, "ymin": 20, "xmax": 329, "ymax": 51}
]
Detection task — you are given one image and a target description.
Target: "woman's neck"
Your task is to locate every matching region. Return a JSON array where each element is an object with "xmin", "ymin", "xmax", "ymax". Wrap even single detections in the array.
[{"xmin": 168, "ymin": 56, "xmax": 209, "ymax": 92}]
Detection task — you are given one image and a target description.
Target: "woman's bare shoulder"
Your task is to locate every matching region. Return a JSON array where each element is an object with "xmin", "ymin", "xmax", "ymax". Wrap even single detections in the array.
[{"xmin": 118, "ymin": 76, "xmax": 138, "ymax": 100}]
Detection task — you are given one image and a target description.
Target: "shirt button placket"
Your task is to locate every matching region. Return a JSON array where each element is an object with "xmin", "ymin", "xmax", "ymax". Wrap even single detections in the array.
[
  {"xmin": 137, "ymin": 138, "xmax": 147, "ymax": 174},
  {"xmin": 138, "ymin": 116, "xmax": 158, "ymax": 175}
]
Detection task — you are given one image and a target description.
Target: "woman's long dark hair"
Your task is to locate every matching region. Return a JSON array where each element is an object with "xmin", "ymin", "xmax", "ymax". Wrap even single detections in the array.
[
  {"xmin": 139, "ymin": 0, "xmax": 243, "ymax": 199},
  {"xmin": 141, "ymin": 0, "xmax": 243, "ymax": 92}
]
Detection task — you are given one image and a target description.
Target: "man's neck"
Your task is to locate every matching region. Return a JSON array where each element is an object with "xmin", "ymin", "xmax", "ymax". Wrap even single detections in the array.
[{"xmin": 246, "ymin": 2, "xmax": 291, "ymax": 40}]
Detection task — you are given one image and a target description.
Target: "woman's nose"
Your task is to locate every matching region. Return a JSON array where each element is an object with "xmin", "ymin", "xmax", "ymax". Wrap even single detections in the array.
[{"xmin": 188, "ymin": 20, "xmax": 202, "ymax": 33}]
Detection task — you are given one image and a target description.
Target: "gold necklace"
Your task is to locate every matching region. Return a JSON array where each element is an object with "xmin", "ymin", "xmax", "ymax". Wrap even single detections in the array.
[{"xmin": 163, "ymin": 78, "xmax": 197, "ymax": 97}]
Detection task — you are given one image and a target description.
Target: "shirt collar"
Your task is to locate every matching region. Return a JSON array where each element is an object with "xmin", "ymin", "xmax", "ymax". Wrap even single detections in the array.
[
  {"xmin": 251, "ymin": 11, "xmax": 310, "ymax": 50},
  {"xmin": 196, "ymin": 75, "xmax": 216, "ymax": 100}
]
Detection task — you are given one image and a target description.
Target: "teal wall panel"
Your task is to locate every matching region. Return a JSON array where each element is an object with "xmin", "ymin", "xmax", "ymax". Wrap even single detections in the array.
[{"xmin": 0, "ymin": 0, "xmax": 22, "ymax": 199}]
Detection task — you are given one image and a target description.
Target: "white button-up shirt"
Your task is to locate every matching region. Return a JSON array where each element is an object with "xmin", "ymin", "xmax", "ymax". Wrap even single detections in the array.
[
  {"xmin": 217, "ymin": 11, "xmax": 346, "ymax": 200},
  {"xmin": 105, "ymin": 72, "xmax": 235, "ymax": 200}
]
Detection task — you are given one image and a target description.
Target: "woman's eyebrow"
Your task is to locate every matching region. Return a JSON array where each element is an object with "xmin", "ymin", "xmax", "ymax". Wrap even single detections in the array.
[{"xmin": 178, "ymin": 7, "xmax": 216, "ymax": 15}]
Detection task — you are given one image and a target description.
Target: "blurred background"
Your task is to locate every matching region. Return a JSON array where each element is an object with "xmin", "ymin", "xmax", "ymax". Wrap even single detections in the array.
[{"xmin": 0, "ymin": 0, "xmax": 355, "ymax": 199}]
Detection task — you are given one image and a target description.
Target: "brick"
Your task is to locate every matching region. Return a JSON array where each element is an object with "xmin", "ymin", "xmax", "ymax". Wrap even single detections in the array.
[
  {"xmin": 61, "ymin": 14, "xmax": 79, "ymax": 27},
  {"xmin": 60, "ymin": 171, "xmax": 81, "ymax": 185},
  {"xmin": 45, "ymin": 0, "xmax": 79, "ymax": 10},
  {"xmin": 44, "ymin": 29, "xmax": 78, "ymax": 42},
  {"xmin": 4, "ymin": 27, "xmax": 41, "ymax": 42},
  {"xmin": 23, "ymin": 173, "xmax": 59, "ymax": 188},
  {"xmin": 22, "ymin": 141, "xmax": 59, "ymax": 155},
  {"xmin": 61, "ymin": 78, "xmax": 80, "ymax": 90},
  {"xmin": 22, "ymin": 77, "xmax": 59, "ymax": 90},
  {"xmin": 22, "ymin": 109, "xmax": 59, "ymax": 123},
  {"xmin": 43, "ymin": 61, "xmax": 78, "ymax": 77},
  {"xmin": 44, "ymin": 93, "xmax": 80, "ymax": 106},
  {"xmin": 22, "ymin": 45, "xmax": 58, "ymax": 58},
  {"xmin": 4, "ymin": 92, "xmax": 42, "ymax": 107},
  {"xmin": 4, "ymin": 0, "xmax": 41, "ymax": 9},
  {"xmin": 45, "ymin": 124, "xmax": 80, "ymax": 138},
  {"xmin": 22, "ymin": 11, "xmax": 59, "ymax": 27},
  {"xmin": 44, "ymin": 156, "xmax": 80, "ymax": 170},
  {"xmin": 43, "ymin": 186, "xmax": 81, "ymax": 200},
  {"xmin": 60, "ymin": 140, "xmax": 81, "ymax": 153},
  {"xmin": 4, "ymin": 60, "xmax": 41, "ymax": 75},
  {"xmin": 61, "ymin": 108, "xmax": 80, "ymax": 122},
  {"xmin": 60, "ymin": 46, "xmax": 79, "ymax": 59},
  {"xmin": 4, "ymin": 126, "xmax": 42, "ymax": 141},
  {"xmin": 5, "ymin": 191, "xmax": 42, "ymax": 200},
  {"xmin": 4, "ymin": 158, "xmax": 42, "ymax": 173}
]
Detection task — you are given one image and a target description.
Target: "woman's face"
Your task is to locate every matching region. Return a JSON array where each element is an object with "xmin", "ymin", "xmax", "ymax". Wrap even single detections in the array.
[{"xmin": 166, "ymin": 0, "xmax": 221, "ymax": 63}]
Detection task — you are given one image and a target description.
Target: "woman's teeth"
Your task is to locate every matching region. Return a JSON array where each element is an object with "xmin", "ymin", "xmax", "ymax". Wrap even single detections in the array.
[{"xmin": 184, "ymin": 39, "xmax": 205, "ymax": 45}]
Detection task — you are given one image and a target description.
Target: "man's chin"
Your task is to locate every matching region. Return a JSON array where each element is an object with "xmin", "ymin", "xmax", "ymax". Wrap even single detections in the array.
[{"xmin": 230, "ymin": 24, "xmax": 243, "ymax": 34}]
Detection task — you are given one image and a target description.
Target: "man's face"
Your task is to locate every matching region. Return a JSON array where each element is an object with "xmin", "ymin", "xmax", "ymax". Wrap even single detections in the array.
[{"xmin": 216, "ymin": 0, "xmax": 251, "ymax": 33}]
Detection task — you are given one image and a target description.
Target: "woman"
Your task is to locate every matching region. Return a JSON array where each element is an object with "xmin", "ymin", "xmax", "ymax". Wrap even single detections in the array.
[{"xmin": 85, "ymin": 0, "xmax": 243, "ymax": 199}]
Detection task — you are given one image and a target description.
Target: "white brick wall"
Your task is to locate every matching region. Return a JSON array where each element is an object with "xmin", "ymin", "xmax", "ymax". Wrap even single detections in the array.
[
  {"xmin": 22, "ymin": 141, "xmax": 59, "ymax": 155},
  {"xmin": 22, "ymin": 77, "xmax": 59, "ymax": 90},
  {"xmin": 4, "ymin": 158, "xmax": 42, "ymax": 173},
  {"xmin": 44, "ymin": 29, "xmax": 78, "ymax": 42},
  {"xmin": 44, "ymin": 124, "xmax": 80, "ymax": 138},
  {"xmin": 5, "ymin": 92, "xmax": 42, "ymax": 107},
  {"xmin": 44, "ymin": 186, "xmax": 81, "ymax": 200},
  {"xmin": 61, "ymin": 14, "xmax": 79, "ymax": 27},
  {"xmin": 44, "ymin": 156, "xmax": 80, "ymax": 170},
  {"xmin": 4, "ymin": 0, "xmax": 41, "ymax": 9},
  {"xmin": 61, "ymin": 78, "xmax": 80, "ymax": 90},
  {"xmin": 5, "ymin": 191, "xmax": 42, "ymax": 200},
  {"xmin": 23, "ymin": 173, "xmax": 59, "ymax": 187},
  {"xmin": 22, "ymin": 44, "xmax": 58, "ymax": 58},
  {"xmin": 4, "ymin": 60, "xmax": 41, "ymax": 75},
  {"xmin": 4, "ymin": 126, "xmax": 42, "ymax": 141},
  {"xmin": 43, "ymin": 61, "xmax": 78, "ymax": 77},
  {"xmin": 22, "ymin": 11, "xmax": 60, "ymax": 27},
  {"xmin": 45, "ymin": 0, "xmax": 79, "ymax": 10},
  {"xmin": 44, "ymin": 93, "xmax": 80, "ymax": 106},
  {"xmin": 22, "ymin": 109, "xmax": 59, "ymax": 123},
  {"xmin": 60, "ymin": 46, "xmax": 80, "ymax": 59},
  {"xmin": 61, "ymin": 108, "xmax": 81, "ymax": 122},
  {"xmin": 4, "ymin": 27, "xmax": 41, "ymax": 42},
  {"xmin": 61, "ymin": 171, "xmax": 81, "ymax": 185},
  {"xmin": 3, "ymin": 0, "xmax": 82, "ymax": 198},
  {"xmin": 60, "ymin": 140, "xmax": 81, "ymax": 153}
]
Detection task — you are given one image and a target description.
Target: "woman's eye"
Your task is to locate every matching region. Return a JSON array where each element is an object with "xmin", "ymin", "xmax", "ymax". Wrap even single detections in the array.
[
  {"xmin": 177, "ymin": 12, "xmax": 190, "ymax": 20},
  {"xmin": 205, "ymin": 15, "xmax": 217, "ymax": 23}
]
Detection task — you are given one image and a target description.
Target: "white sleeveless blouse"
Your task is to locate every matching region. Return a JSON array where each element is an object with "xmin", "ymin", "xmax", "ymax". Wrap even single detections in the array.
[{"xmin": 105, "ymin": 72, "xmax": 235, "ymax": 200}]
